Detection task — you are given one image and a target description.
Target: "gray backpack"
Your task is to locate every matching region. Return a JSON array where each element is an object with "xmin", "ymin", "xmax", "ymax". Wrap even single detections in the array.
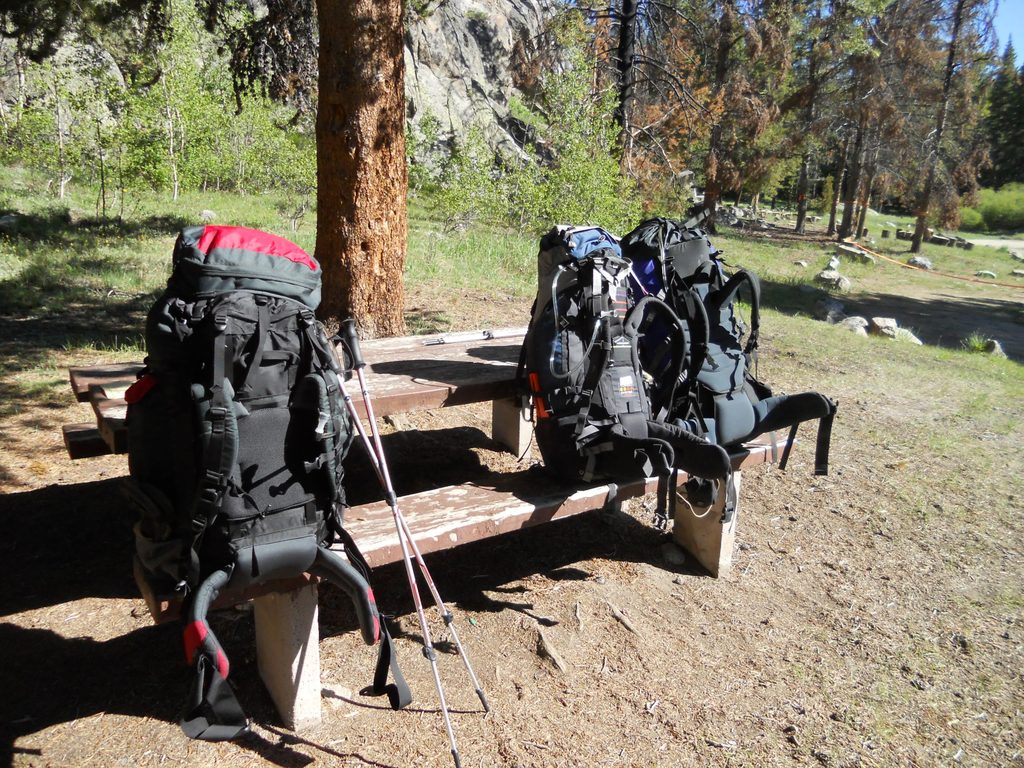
[{"xmin": 125, "ymin": 225, "xmax": 409, "ymax": 740}]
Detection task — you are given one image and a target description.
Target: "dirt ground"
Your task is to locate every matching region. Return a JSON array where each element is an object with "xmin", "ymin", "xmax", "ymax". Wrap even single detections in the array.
[{"xmin": 1, "ymin": 258, "xmax": 1023, "ymax": 768}]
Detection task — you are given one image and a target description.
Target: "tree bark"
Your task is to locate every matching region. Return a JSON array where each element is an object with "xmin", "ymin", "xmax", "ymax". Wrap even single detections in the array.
[
  {"xmin": 856, "ymin": 142, "xmax": 879, "ymax": 238},
  {"xmin": 827, "ymin": 137, "xmax": 849, "ymax": 236},
  {"xmin": 615, "ymin": 0, "xmax": 638, "ymax": 140},
  {"xmin": 316, "ymin": 0, "xmax": 407, "ymax": 337},
  {"xmin": 837, "ymin": 117, "xmax": 866, "ymax": 239},
  {"xmin": 911, "ymin": 0, "xmax": 966, "ymax": 254},
  {"xmin": 795, "ymin": 150, "xmax": 811, "ymax": 233},
  {"xmin": 702, "ymin": 1, "xmax": 736, "ymax": 230}
]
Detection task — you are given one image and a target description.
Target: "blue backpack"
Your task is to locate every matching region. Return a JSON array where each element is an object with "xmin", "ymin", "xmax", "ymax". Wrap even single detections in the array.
[
  {"xmin": 620, "ymin": 217, "xmax": 838, "ymax": 475},
  {"xmin": 520, "ymin": 225, "xmax": 731, "ymax": 494}
]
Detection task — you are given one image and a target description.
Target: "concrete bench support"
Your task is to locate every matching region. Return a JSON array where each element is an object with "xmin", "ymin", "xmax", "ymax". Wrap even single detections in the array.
[
  {"xmin": 672, "ymin": 472, "xmax": 742, "ymax": 577},
  {"xmin": 491, "ymin": 396, "xmax": 531, "ymax": 456},
  {"xmin": 253, "ymin": 582, "xmax": 323, "ymax": 729}
]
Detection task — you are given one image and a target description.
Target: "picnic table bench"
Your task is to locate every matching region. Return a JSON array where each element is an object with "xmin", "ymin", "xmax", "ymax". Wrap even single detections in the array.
[{"xmin": 64, "ymin": 327, "xmax": 784, "ymax": 729}]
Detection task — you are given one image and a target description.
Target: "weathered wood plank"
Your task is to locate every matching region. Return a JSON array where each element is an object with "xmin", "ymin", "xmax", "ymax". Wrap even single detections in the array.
[
  {"xmin": 62, "ymin": 423, "xmax": 112, "ymax": 459},
  {"xmin": 69, "ymin": 363, "xmax": 143, "ymax": 402},
  {"xmin": 133, "ymin": 556, "xmax": 314, "ymax": 624},
  {"xmin": 342, "ymin": 441, "xmax": 775, "ymax": 568},
  {"xmin": 66, "ymin": 329, "xmax": 528, "ymax": 456},
  {"xmin": 133, "ymin": 439, "xmax": 778, "ymax": 621}
]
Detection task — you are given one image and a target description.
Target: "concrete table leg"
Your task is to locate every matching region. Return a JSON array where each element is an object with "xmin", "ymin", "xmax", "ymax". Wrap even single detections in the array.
[
  {"xmin": 253, "ymin": 582, "xmax": 322, "ymax": 729},
  {"xmin": 492, "ymin": 396, "xmax": 531, "ymax": 456},
  {"xmin": 672, "ymin": 471, "xmax": 742, "ymax": 578}
]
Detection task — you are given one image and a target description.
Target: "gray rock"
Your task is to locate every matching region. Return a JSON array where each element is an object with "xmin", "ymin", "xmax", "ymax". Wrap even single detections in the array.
[
  {"xmin": 826, "ymin": 255, "xmax": 841, "ymax": 271},
  {"xmin": 1011, "ymin": 251, "xmax": 1024, "ymax": 262},
  {"xmin": 815, "ymin": 270, "xmax": 852, "ymax": 292},
  {"xmin": 908, "ymin": 256, "xmax": 933, "ymax": 270},
  {"xmin": 869, "ymin": 317, "xmax": 899, "ymax": 338},
  {"xmin": 815, "ymin": 297, "xmax": 846, "ymax": 323},
  {"xmin": 0, "ymin": 213, "xmax": 19, "ymax": 233},
  {"xmin": 199, "ymin": 209, "xmax": 216, "ymax": 222},
  {"xmin": 405, "ymin": 0, "xmax": 549, "ymax": 157},
  {"xmin": 984, "ymin": 339, "xmax": 1007, "ymax": 358},
  {"xmin": 1012, "ymin": 269, "xmax": 1024, "ymax": 278},
  {"xmin": 794, "ymin": 259, "xmax": 809, "ymax": 268},
  {"xmin": 975, "ymin": 270, "xmax": 997, "ymax": 279},
  {"xmin": 660, "ymin": 542, "xmax": 687, "ymax": 567},
  {"xmin": 894, "ymin": 328, "xmax": 923, "ymax": 345},
  {"xmin": 837, "ymin": 316, "xmax": 869, "ymax": 336}
]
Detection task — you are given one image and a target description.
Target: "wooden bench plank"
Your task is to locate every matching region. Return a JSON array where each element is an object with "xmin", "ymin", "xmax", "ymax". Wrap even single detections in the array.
[
  {"xmin": 342, "ymin": 441, "xmax": 776, "ymax": 568},
  {"xmin": 66, "ymin": 329, "xmax": 528, "ymax": 457},
  {"xmin": 62, "ymin": 423, "xmax": 112, "ymax": 459},
  {"xmin": 133, "ymin": 439, "xmax": 777, "ymax": 622},
  {"xmin": 69, "ymin": 363, "xmax": 143, "ymax": 402}
]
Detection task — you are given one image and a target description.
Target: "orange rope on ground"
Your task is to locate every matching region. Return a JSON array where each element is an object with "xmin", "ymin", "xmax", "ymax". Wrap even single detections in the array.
[{"xmin": 848, "ymin": 240, "xmax": 1024, "ymax": 290}]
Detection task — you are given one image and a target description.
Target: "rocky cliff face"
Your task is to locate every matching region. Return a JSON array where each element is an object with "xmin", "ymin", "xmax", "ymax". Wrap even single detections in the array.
[{"xmin": 404, "ymin": 0, "xmax": 549, "ymax": 155}]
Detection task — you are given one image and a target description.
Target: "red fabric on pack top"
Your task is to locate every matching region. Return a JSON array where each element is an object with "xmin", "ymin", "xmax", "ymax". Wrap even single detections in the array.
[{"xmin": 196, "ymin": 225, "xmax": 318, "ymax": 272}]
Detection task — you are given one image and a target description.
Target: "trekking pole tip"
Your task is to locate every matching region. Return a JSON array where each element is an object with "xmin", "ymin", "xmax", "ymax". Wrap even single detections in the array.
[
  {"xmin": 451, "ymin": 749, "xmax": 462, "ymax": 768},
  {"xmin": 476, "ymin": 688, "xmax": 491, "ymax": 713}
]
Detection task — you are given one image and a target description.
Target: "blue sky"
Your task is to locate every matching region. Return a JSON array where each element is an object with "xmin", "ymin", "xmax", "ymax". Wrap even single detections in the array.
[{"xmin": 994, "ymin": 0, "xmax": 1024, "ymax": 53}]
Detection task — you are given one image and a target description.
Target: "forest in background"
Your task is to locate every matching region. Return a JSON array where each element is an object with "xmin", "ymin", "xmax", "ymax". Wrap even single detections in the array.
[{"xmin": 2, "ymin": 0, "xmax": 1023, "ymax": 239}]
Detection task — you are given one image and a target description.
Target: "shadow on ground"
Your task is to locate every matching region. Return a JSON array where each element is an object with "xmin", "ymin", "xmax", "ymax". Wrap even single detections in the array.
[{"xmin": 0, "ymin": 435, "xmax": 696, "ymax": 763}]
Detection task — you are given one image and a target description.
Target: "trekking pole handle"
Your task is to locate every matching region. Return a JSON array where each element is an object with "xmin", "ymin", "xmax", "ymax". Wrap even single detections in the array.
[{"xmin": 341, "ymin": 319, "xmax": 366, "ymax": 369}]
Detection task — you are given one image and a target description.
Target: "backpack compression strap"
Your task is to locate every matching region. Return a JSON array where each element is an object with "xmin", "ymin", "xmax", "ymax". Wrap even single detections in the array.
[{"xmin": 189, "ymin": 322, "xmax": 241, "ymax": 586}]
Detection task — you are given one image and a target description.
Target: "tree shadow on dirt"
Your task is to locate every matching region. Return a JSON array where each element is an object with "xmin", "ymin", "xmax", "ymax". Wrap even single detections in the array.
[
  {"xmin": 0, "ymin": 208, "xmax": 191, "ymax": 244},
  {"xmin": 840, "ymin": 291, "xmax": 1023, "ymax": 361},
  {"xmin": 712, "ymin": 233, "xmax": 1023, "ymax": 362},
  {"xmin": 0, "ymin": 445, "xmax": 701, "ymax": 763},
  {"xmin": 0, "ymin": 619, "xmax": 346, "ymax": 768},
  {"xmin": 741, "ymin": 276, "xmax": 1023, "ymax": 363}
]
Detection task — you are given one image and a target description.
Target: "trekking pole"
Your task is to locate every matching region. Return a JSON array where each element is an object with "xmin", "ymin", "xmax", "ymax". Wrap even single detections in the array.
[
  {"xmin": 339, "ymin": 320, "xmax": 464, "ymax": 768},
  {"xmin": 333, "ymin": 345, "xmax": 490, "ymax": 713}
]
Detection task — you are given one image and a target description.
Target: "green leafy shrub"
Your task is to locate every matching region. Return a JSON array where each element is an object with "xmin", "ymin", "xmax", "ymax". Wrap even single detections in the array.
[
  {"xmin": 958, "ymin": 206, "xmax": 984, "ymax": 231},
  {"xmin": 434, "ymin": 29, "xmax": 640, "ymax": 234},
  {"xmin": 975, "ymin": 184, "xmax": 1024, "ymax": 232}
]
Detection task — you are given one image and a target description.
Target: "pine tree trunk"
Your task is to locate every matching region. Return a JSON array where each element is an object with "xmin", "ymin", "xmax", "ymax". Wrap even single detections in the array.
[
  {"xmin": 702, "ymin": 2, "xmax": 736, "ymax": 230},
  {"xmin": 837, "ymin": 118, "xmax": 866, "ymax": 239},
  {"xmin": 795, "ymin": 151, "xmax": 811, "ymax": 233},
  {"xmin": 316, "ymin": 0, "xmax": 407, "ymax": 337},
  {"xmin": 615, "ymin": 0, "xmax": 638, "ymax": 140},
  {"xmin": 856, "ymin": 144, "xmax": 880, "ymax": 238},
  {"xmin": 911, "ymin": 0, "xmax": 966, "ymax": 254},
  {"xmin": 827, "ymin": 138, "xmax": 849, "ymax": 236}
]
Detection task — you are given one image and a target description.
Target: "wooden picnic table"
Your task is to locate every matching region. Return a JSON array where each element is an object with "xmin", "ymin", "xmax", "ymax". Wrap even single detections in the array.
[
  {"xmin": 65, "ymin": 328, "xmax": 530, "ymax": 458},
  {"xmin": 64, "ymin": 326, "xmax": 785, "ymax": 729}
]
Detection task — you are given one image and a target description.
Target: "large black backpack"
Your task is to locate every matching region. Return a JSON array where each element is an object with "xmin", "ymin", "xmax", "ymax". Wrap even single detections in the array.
[
  {"xmin": 520, "ymin": 225, "xmax": 731, "ymax": 498},
  {"xmin": 125, "ymin": 225, "xmax": 408, "ymax": 740},
  {"xmin": 621, "ymin": 217, "xmax": 838, "ymax": 474}
]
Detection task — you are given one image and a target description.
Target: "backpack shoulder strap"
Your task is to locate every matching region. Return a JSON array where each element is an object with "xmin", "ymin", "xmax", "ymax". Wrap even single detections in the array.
[{"xmin": 708, "ymin": 268, "xmax": 761, "ymax": 356}]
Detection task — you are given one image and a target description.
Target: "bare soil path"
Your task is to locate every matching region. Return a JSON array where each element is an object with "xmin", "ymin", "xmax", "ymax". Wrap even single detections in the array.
[{"xmin": 1, "ymin": 264, "xmax": 1022, "ymax": 768}]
